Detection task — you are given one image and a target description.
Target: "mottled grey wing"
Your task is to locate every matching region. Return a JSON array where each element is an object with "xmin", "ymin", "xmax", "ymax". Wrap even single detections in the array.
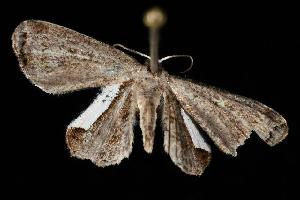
[
  {"xmin": 168, "ymin": 76, "xmax": 288, "ymax": 156},
  {"xmin": 12, "ymin": 20, "xmax": 146, "ymax": 94},
  {"xmin": 66, "ymin": 81, "xmax": 137, "ymax": 166},
  {"xmin": 161, "ymin": 91, "xmax": 211, "ymax": 175}
]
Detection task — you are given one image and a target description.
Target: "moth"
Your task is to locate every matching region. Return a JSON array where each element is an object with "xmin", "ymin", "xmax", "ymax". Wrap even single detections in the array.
[{"xmin": 12, "ymin": 19, "xmax": 288, "ymax": 176}]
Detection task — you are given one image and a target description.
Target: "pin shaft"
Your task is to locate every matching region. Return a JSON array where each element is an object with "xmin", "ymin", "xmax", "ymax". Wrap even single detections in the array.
[
  {"xmin": 143, "ymin": 8, "xmax": 166, "ymax": 73},
  {"xmin": 149, "ymin": 28, "xmax": 160, "ymax": 73}
]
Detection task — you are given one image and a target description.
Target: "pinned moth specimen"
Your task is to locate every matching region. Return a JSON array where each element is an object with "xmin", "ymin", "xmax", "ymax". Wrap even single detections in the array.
[{"xmin": 12, "ymin": 8, "xmax": 288, "ymax": 176}]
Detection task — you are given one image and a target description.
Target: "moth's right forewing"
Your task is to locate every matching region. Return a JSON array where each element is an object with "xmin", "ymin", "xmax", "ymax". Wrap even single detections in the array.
[
  {"xmin": 12, "ymin": 20, "xmax": 146, "ymax": 94},
  {"xmin": 168, "ymin": 76, "xmax": 288, "ymax": 156}
]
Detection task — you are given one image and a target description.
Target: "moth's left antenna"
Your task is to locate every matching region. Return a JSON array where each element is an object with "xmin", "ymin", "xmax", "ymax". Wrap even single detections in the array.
[{"xmin": 143, "ymin": 7, "xmax": 167, "ymax": 73}]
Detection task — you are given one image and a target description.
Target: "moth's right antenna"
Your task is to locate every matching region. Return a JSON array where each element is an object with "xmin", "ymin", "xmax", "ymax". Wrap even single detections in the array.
[
  {"xmin": 159, "ymin": 55, "xmax": 194, "ymax": 73},
  {"xmin": 143, "ymin": 7, "xmax": 167, "ymax": 73}
]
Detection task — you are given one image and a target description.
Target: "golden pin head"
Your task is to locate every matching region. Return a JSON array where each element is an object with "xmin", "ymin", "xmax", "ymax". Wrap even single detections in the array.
[{"xmin": 143, "ymin": 7, "xmax": 167, "ymax": 28}]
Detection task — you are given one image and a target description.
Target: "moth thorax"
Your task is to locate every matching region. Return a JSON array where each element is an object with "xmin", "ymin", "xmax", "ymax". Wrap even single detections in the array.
[{"xmin": 144, "ymin": 59, "xmax": 162, "ymax": 74}]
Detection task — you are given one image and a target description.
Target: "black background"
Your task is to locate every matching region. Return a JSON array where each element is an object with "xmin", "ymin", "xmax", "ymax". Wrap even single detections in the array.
[{"xmin": 2, "ymin": 1, "xmax": 297, "ymax": 199}]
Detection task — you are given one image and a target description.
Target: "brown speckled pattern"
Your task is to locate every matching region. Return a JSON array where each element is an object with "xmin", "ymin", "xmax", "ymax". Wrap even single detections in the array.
[
  {"xmin": 12, "ymin": 20, "xmax": 288, "ymax": 176},
  {"xmin": 162, "ymin": 91, "xmax": 211, "ymax": 175},
  {"xmin": 168, "ymin": 77, "xmax": 288, "ymax": 156},
  {"xmin": 66, "ymin": 81, "xmax": 136, "ymax": 166},
  {"xmin": 12, "ymin": 20, "xmax": 146, "ymax": 94}
]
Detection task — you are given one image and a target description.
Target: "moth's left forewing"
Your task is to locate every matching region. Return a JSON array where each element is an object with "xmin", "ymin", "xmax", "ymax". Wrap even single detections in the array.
[
  {"xmin": 168, "ymin": 76, "xmax": 288, "ymax": 156},
  {"xmin": 12, "ymin": 20, "xmax": 147, "ymax": 94},
  {"xmin": 161, "ymin": 91, "xmax": 211, "ymax": 176},
  {"xmin": 66, "ymin": 81, "xmax": 137, "ymax": 166}
]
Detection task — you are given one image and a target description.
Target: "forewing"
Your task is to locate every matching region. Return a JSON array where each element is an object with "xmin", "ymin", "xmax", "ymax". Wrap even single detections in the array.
[
  {"xmin": 161, "ymin": 91, "xmax": 211, "ymax": 175},
  {"xmin": 168, "ymin": 76, "xmax": 288, "ymax": 156},
  {"xmin": 66, "ymin": 82, "xmax": 137, "ymax": 166},
  {"xmin": 12, "ymin": 20, "xmax": 146, "ymax": 94}
]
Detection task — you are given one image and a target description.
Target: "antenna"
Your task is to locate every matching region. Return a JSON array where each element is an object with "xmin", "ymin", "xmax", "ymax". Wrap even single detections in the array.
[{"xmin": 143, "ymin": 7, "xmax": 167, "ymax": 73}]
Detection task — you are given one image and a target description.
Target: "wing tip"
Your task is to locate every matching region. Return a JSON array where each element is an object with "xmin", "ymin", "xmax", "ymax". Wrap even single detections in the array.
[
  {"xmin": 220, "ymin": 120, "xmax": 288, "ymax": 157},
  {"xmin": 12, "ymin": 21, "xmax": 28, "ymax": 68},
  {"xmin": 265, "ymin": 121, "xmax": 288, "ymax": 146},
  {"xmin": 170, "ymin": 149, "xmax": 212, "ymax": 176},
  {"xmin": 66, "ymin": 126, "xmax": 132, "ymax": 167},
  {"xmin": 12, "ymin": 20, "xmax": 39, "ymax": 54},
  {"xmin": 66, "ymin": 127, "xmax": 87, "ymax": 156},
  {"xmin": 12, "ymin": 20, "xmax": 50, "ymax": 69},
  {"xmin": 12, "ymin": 20, "xmax": 39, "ymax": 87},
  {"xmin": 183, "ymin": 150, "xmax": 212, "ymax": 176}
]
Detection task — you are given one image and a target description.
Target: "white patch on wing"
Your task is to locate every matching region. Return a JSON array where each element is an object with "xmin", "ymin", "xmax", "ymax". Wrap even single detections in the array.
[
  {"xmin": 180, "ymin": 108, "xmax": 211, "ymax": 152},
  {"xmin": 69, "ymin": 84, "xmax": 120, "ymax": 130}
]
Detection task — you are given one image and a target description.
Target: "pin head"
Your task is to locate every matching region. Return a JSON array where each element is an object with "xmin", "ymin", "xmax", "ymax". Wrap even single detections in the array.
[{"xmin": 143, "ymin": 7, "xmax": 167, "ymax": 29}]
